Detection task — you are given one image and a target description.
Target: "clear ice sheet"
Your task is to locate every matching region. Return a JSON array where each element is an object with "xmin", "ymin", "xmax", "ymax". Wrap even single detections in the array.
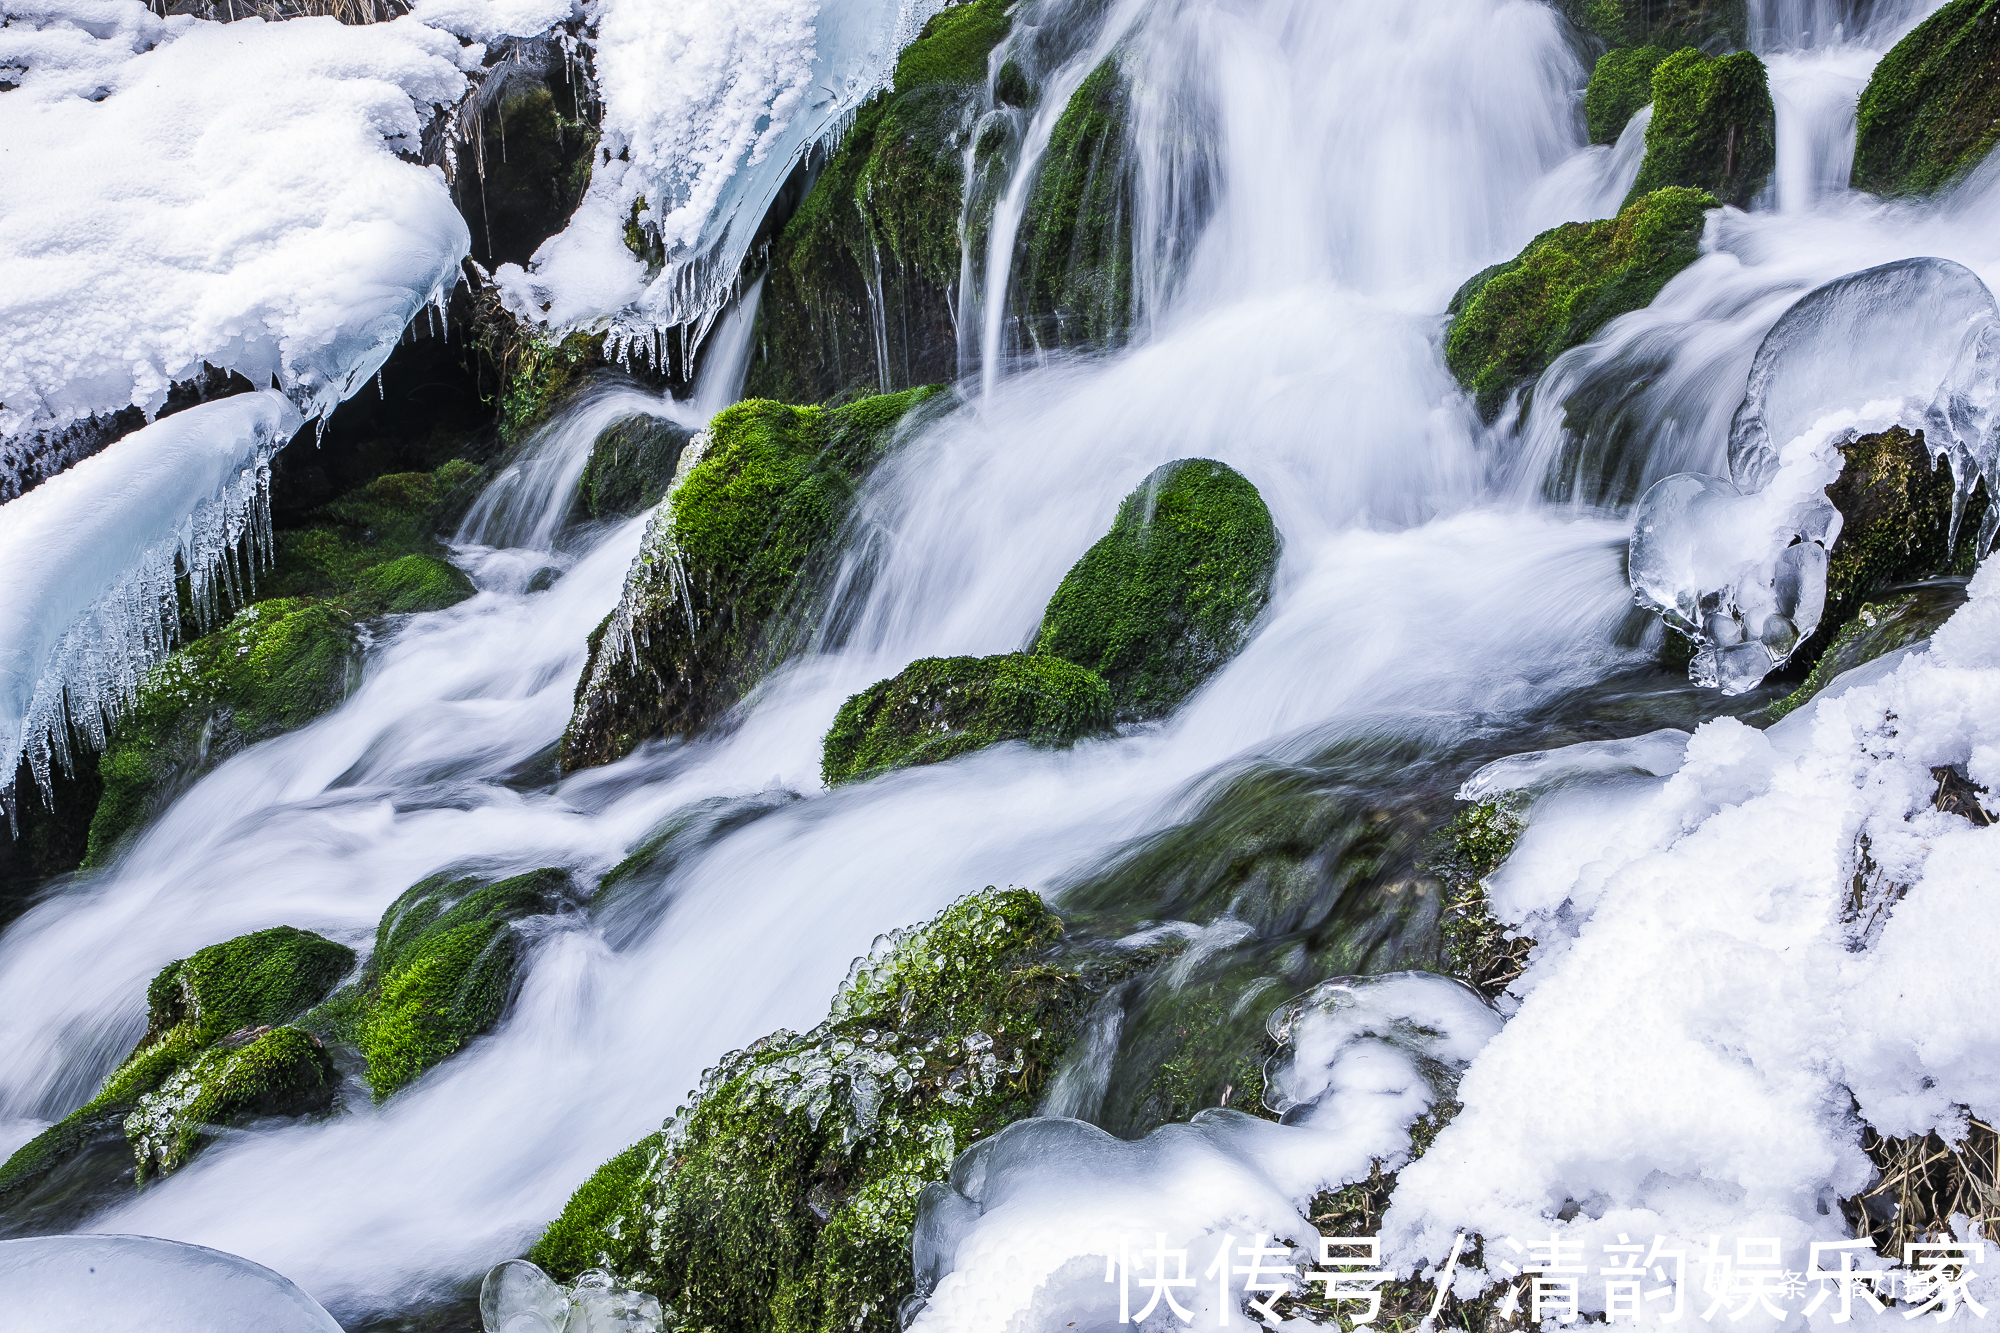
[{"xmin": 0, "ymin": 1233, "xmax": 344, "ymax": 1332}]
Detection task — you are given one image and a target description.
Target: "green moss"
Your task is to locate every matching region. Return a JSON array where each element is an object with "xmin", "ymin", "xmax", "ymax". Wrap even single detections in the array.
[
  {"xmin": 1768, "ymin": 584, "xmax": 1969, "ymax": 722},
  {"xmin": 822, "ymin": 653, "xmax": 1112, "ymax": 786},
  {"xmin": 561, "ymin": 388, "xmax": 944, "ymax": 770},
  {"xmin": 1015, "ymin": 58, "xmax": 1133, "ymax": 350},
  {"xmin": 1586, "ymin": 45, "xmax": 1669, "ymax": 144},
  {"xmin": 1034, "ymin": 459, "xmax": 1279, "ymax": 722},
  {"xmin": 1853, "ymin": 0, "xmax": 2000, "ymax": 197},
  {"xmin": 1626, "ymin": 48, "xmax": 1775, "ymax": 209},
  {"xmin": 125, "ymin": 1026, "xmax": 337, "ymax": 1183},
  {"xmin": 500, "ymin": 331, "xmax": 601, "ymax": 444},
  {"xmin": 355, "ymin": 554, "xmax": 476, "ymax": 614},
  {"xmin": 746, "ymin": 2, "xmax": 1009, "ymax": 404},
  {"xmin": 527, "ymin": 888, "xmax": 1133, "ymax": 1333},
  {"xmin": 1424, "ymin": 802, "xmax": 1530, "ymax": 1001},
  {"xmin": 354, "ymin": 868, "xmax": 570, "ymax": 1099},
  {"xmin": 0, "ymin": 925, "xmax": 351, "ymax": 1203},
  {"xmin": 1445, "ymin": 186, "xmax": 1715, "ymax": 422}
]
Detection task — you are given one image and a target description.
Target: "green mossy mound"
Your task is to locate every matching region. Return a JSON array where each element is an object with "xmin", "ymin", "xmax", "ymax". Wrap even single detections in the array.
[
  {"xmin": 1445, "ymin": 187, "xmax": 1714, "ymax": 422},
  {"xmin": 1625, "ymin": 48, "xmax": 1775, "ymax": 209},
  {"xmin": 1586, "ymin": 45, "xmax": 1669, "ymax": 144},
  {"xmin": 337, "ymin": 868, "xmax": 572, "ymax": 1100},
  {"xmin": 1013, "ymin": 58, "xmax": 1133, "ymax": 351},
  {"xmin": 574, "ymin": 414, "xmax": 695, "ymax": 522},
  {"xmin": 561, "ymin": 387, "xmax": 944, "ymax": 770},
  {"xmin": 746, "ymin": 0, "xmax": 1011, "ymax": 404},
  {"xmin": 1034, "ymin": 459, "xmax": 1279, "ymax": 722},
  {"xmin": 821, "ymin": 653, "xmax": 1112, "ymax": 785},
  {"xmin": 87, "ymin": 459, "xmax": 484, "ymax": 864},
  {"xmin": 1768, "ymin": 583, "xmax": 1970, "ymax": 722},
  {"xmin": 1426, "ymin": 801, "xmax": 1532, "ymax": 1001},
  {"xmin": 1559, "ymin": 0, "xmax": 1747, "ymax": 51},
  {"xmin": 526, "ymin": 888, "xmax": 1139, "ymax": 1333},
  {"xmin": 1853, "ymin": 0, "xmax": 2000, "ymax": 197},
  {"xmin": 0, "ymin": 925, "xmax": 352, "ymax": 1209}
]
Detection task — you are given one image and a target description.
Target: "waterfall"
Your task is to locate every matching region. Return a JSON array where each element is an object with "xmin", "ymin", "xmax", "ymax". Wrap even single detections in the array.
[{"xmin": 3, "ymin": 0, "xmax": 1996, "ymax": 1322}]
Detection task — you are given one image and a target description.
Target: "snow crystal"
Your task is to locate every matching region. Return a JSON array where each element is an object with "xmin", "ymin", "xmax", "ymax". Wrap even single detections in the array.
[
  {"xmin": 0, "ymin": 1233, "xmax": 344, "ymax": 1331},
  {"xmin": 0, "ymin": 0, "xmax": 475, "ymax": 439},
  {"xmin": 0, "ymin": 391, "xmax": 302, "ymax": 817},
  {"xmin": 493, "ymin": 0, "xmax": 945, "ymax": 344}
]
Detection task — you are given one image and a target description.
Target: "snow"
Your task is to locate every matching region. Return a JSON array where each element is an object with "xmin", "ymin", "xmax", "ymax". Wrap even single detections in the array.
[
  {"xmin": 411, "ymin": 0, "xmax": 576, "ymax": 44},
  {"xmin": 0, "ymin": 391, "xmax": 302, "ymax": 813},
  {"xmin": 493, "ymin": 0, "xmax": 944, "ymax": 343}
]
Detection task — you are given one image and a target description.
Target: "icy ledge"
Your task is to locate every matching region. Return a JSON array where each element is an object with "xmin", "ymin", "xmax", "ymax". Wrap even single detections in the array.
[{"xmin": 0, "ymin": 392, "xmax": 303, "ymax": 816}]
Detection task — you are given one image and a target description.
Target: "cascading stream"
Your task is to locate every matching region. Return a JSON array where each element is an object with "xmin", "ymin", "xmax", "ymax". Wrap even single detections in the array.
[{"xmin": 0, "ymin": 0, "xmax": 1988, "ymax": 1320}]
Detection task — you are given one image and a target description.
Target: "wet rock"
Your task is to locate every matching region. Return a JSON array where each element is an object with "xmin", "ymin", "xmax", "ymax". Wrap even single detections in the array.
[
  {"xmin": 1852, "ymin": 0, "xmax": 2000, "ymax": 198},
  {"xmin": 572, "ymin": 413, "xmax": 695, "ymax": 523},
  {"xmin": 1585, "ymin": 45, "xmax": 1669, "ymax": 145},
  {"xmin": 1034, "ymin": 458, "xmax": 1279, "ymax": 722},
  {"xmin": 561, "ymin": 387, "xmax": 945, "ymax": 771},
  {"xmin": 1767, "ymin": 581, "xmax": 1970, "ymax": 721},
  {"xmin": 1446, "ymin": 186, "xmax": 1714, "ymax": 422},
  {"xmin": 821, "ymin": 653, "xmax": 1112, "ymax": 786},
  {"xmin": 1625, "ymin": 48, "xmax": 1775, "ymax": 209},
  {"xmin": 0, "ymin": 925, "xmax": 353, "ymax": 1215}
]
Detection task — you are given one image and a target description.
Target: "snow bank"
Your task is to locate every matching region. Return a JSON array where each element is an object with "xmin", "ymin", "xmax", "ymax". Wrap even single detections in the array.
[{"xmin": 493, "ymin": 0, "xmax": 943, "ymax": 344}]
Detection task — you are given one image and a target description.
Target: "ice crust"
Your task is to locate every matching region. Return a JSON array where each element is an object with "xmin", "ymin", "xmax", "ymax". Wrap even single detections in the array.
[
  {"xmin": 905, "ymin": 973, "xmax": 1501, "ymax": 1333},
  {"xmin": 1629, "ymin": 258, "xmax": 2000, "ymax": 693},
  {"xmin": 0, "ymin": 1232, "xmax": 344, "ymax": 1331},
  {"xmin": 479, "ymin": 1257, "xmax": 664, "ymax": 1332},
  {"xmin": 493, "ymin": 0, "xmax": 945, "ymax": 346}
]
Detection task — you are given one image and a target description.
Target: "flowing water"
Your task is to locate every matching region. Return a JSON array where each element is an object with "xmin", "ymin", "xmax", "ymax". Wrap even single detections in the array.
[{"xmin": 1, "ymin": 0, "xmax": 1992, "ymax": 1319}]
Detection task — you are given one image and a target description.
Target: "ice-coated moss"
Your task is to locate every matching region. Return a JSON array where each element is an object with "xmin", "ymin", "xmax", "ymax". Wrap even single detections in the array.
[
  {"xmin": 1586, "ymin": 45, "xmax": 1668, "ymax": 144},
  {"xmin": 1852, "ymin": 0, "xmax": 2000, "ymax": 197},
  {"xmin": 821, "ymin": 653, "xmax": 1112, "ymax": 786},
  {"xmin": 354, "ymin": 553, "xmax": 476, "ymax": 615},
  {"xmin": 0, "ymin": 925, "xmax": 352, "ymax": 1206},
  {"xmin": 1625, "ymin": 48, "xmax": 1775, "ymax": 209},
  {"xmin": 351, "ymin": 868, "xmax": 571, "ymax": 1099},
  {"xmin": 1445, "ymin": 186, "xmax": 1714, "ymax": 422},
  {"xmin": 1014, "ymin": 57, "xmax": 1133, "ymax": 351},
  {"xmin": 1034, "ymin": 459, "xmax": 1279, "ymax": 722},
  {"xmin": 561, "ymin": 388, "xmax": 945, "ymax": 771},
  {"xmin": 746, "ymin": 0, "xmax": 1010, "ymax": 404},
  {"xmin": 526, "ymin": 888, "xmax": 1131, "ymax": 1333},
  {"xmin": 1768, "ymin": 584, "xmax": 1969, "ymax": 722},
  {"xmin": 125, "ymin": 1025, "xmax": 337, "ymax": 1183}
]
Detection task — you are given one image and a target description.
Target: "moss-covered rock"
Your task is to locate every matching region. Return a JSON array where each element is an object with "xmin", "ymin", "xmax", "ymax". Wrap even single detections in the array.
[
  {"xmin": 745, "ymin": 0, "xmax": 1011, "ymax": 404},
  {"xmin": 496, "ymin": 331, "xmax": 602, "ymax": 445},
  {"xmin": 1425, "ymin": 801, "xmax": 1531, "ymax": 1001},
  {"xmin": 1558, "ymin": 0, "xmax": 1747, "ymax": 51},
  {"xmin": 1445, "ymin": 186, "xmax": 1714, "ymax": 422},
  {"xmin": 1011, "ymin": 57, "xmax": 1133, "ymax": 352},
  {"xmin": 573, "ymin": 414, "xmax": 695, "ymax": 522},
  {"xmin": 354, "ymin": 553, "xmax": 477, "ymax": 615},
  {"xmin": 0, "ymin": 925, "xmax": 353, "ymax": 1210},
  {"xmin": 1586, "ymin": 45, "xmax": 1669, "ymax": 144},
  {"xmin": 1852, "ymin": 0, "xmax": 2000, "ymax": 198},
  {"xmin": 340, "ymin": 868, "xmax": 572, "ymax": 1099},
  {"xmin": 264, "ymin": 458, "xmax": 485, "ymax": 603},
  {"xmin": 1768, "ymin": 583, "xmax": 1969, "ymax": 722},
  {"xmin": 821, "ymin": 653, "xmax": 1112, "ymax": 785},
  {"xmin": 1625, "ymin": 48, "xmax": 1774, "ymax": 209},
  {"xmin": 562, "ymin": 387, "xmax": 944, "ymax": 770},
  {"xmin": 1034, "ymin": 459, "xmax": 1278, "ymax": 722},
  {"xmin": 526, "ymin": 887, "xmax": 1134, "ymax": 1333}
]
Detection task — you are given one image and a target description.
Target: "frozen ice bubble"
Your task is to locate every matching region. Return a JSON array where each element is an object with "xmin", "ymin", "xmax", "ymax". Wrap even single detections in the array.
[
  {"xmin": 568, "ymin": 1267, "xmax": 662, "ymax": 1331},
  {"xmin": 481, "ymin": 1257, "xmax": 571, "ymax": 1333},
  {"xmin": 0, "ymin": 1233, "xmax": 343, "ymax": 1332}
]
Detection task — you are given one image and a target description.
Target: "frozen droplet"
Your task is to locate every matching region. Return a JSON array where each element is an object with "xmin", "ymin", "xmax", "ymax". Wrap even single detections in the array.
[{"xmin": 480, "ymin": 1258, "xmax": 570, "ymax": 1333}]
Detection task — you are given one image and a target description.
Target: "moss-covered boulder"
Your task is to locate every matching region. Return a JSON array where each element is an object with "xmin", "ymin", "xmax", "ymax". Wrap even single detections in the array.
[
  {"xmin": 1034, "ymin": 459, "xmax": 1278, "ymax": 722},
  {"xmin": 562, "ymin": 388, "xmax": 943, "ymax": 770},
  {"xmin": 1768, "ymin": 583, "xmax": 1969, "ymax": 721},
  {"xmin": 1852, "ymin": 0, "xmax": 2000, "ymax": 198},
  {"xmin": 746, "ymin": 0, "xmax": 1011, "ymax": 404},
  {"xmin": 1586, "ymin": 45, "xmax": 1669, "ymax": 144},
  {"xmin": 1445, "ymin": 187, "xmax": 1714, "ymax": 422},
  {"xmin": 573, "ymin": 414, "xmax": 696, "ymax": 522},
  {"xmin": 328, "ymin": 868, "xmax": 572, "ymax": 1100},
  {"xmin": 264, "ymin": 458, "xmax": 485, "ymax": 601},
  {"xmin": 354, "ymin": 553, "xmax": 476, "ymax": 615},
  {"xmin": 0, "ymin": 925, "xmax": 352, "ymax": 1212},
  {"xmin": 1010, "ymin": 57, "xmax": 1133, "ymax": 352},
  {"xmin": 821, "ymin": 653, "xmax": 1111, "ymax": 785},
  {"xmin": 1625, "ymin": 48, "xmax": 1775, "ymax": 209},
  {"xmin": 525, "ymin": 888, "xmax": 1136, "ymax": 1333}
]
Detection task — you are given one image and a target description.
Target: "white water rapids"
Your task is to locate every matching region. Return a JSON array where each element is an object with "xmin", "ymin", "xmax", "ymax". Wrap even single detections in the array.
[{"xmin": 2, "ymin": 0, "xmax": 1996, "ymax": 1320}]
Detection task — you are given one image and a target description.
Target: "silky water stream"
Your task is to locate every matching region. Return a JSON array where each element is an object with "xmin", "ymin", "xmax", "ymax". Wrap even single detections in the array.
[{"xmin": 3, "ymin": 0, "xmax": 1995, "ymax": 1324}]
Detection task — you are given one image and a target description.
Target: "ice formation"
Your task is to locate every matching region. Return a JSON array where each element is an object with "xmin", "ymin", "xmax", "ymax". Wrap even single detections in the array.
[
  {"xmin": 0, "ymin": 1233, "xmax": 344, "ymax": 1331},
  {"xmin": 903, "ymin": 973, "xmax": 1501, "ymax": 1333},
  {"xmin": 1630, "ymin": 258, "xmax": 2000, "ymax": 693},
  {"xmin": 480, "ymin": 1257, "xmax": 664, "ymax": 1332},
  {"xmin": 493, "ymin": 0, "xmax": 945, "ymax": 345},
  {"xmin": 0, "ymin": 392, "xmax": 302, "ymax": 816},
  {"xmin": 1456, "ymin": 727, "xmax": 1692, "ymax": 802}
]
